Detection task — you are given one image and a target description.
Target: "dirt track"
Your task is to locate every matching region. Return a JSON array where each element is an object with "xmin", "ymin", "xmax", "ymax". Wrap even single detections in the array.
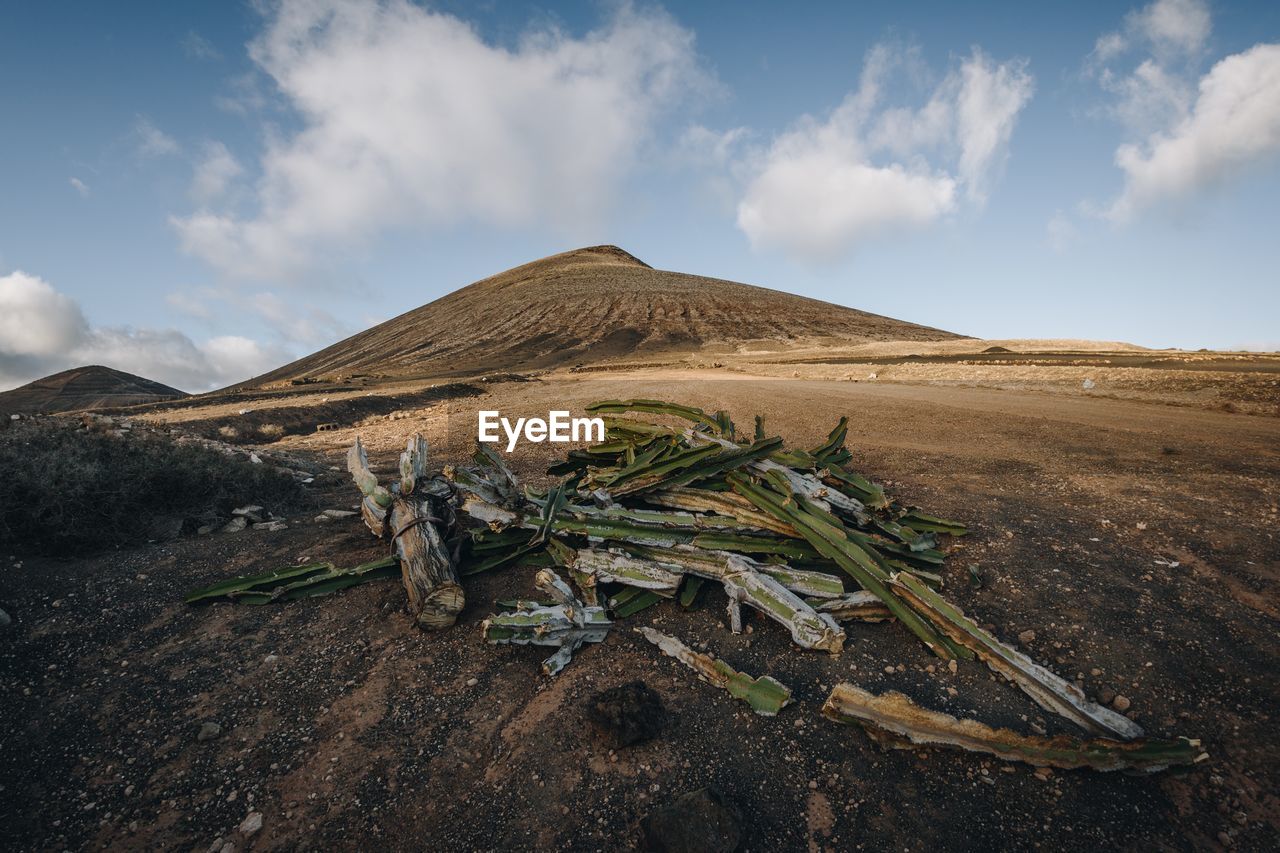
[{"xmin": 2, "ymin": 375, "xmax": 1278, "ymax": 851}]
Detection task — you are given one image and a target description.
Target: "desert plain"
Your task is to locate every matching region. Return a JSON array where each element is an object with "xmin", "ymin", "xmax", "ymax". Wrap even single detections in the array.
[{"xmin": 1, "ymin": 247, "xmax": 1278, "ymax": 851}]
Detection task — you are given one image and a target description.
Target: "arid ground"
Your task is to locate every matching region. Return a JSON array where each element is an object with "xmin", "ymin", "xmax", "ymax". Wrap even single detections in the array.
[{"xmin": 3, "ymin": 357, "xmax": 1278, "ymax": 851}]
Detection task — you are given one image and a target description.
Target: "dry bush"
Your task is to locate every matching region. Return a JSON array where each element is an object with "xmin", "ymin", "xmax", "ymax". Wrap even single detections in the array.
[
  {"xmin": 257, "ymin": 423, "xmax": 285, "ymax": 440},
  {"xmin": 0, "ymin": 419, "xmax": 305, "ymax": 556},
  {"xmin": 218, "ymin": 425, "xmax": 239, "ymax": 440}
]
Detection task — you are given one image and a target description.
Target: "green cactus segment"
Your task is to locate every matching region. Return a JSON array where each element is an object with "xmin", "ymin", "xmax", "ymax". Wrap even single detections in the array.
[
  {"xmin": 186, "ymin": 556, "xmax": 400, "ymax": 604},
  {"xmin": 823, "ymin": 684, "xmax": 1205, "ymax": 773},
  {"xmin": 726, "ymin": 472, "xmax": 957, "ymax": 660},
  {"xmin": 636, "ymin": 627, "xmax": 793, "ymax": 716}
]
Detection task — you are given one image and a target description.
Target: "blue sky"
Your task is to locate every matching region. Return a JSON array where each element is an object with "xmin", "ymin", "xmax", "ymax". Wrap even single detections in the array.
[{"xmin": 2, "ymin": 0, "xmax": 1278, "ymax": 391}]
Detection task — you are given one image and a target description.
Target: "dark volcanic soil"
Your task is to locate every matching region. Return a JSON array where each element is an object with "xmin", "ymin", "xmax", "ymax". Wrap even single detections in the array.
[{"xmin": 1, "ymin": 378, "xmax": 1278, "ymax": 851}]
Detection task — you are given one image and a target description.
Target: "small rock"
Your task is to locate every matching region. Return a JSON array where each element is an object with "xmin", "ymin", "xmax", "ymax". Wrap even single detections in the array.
[
  {"xmin": 221, "ymin": 517, "xmax": 247, "ymax": 534},
  {"xmin": 642, "ymin": 787, "xmax": 742, "ymax": 853},
  {"xmin": 1112, "ymin": 694, "xmax": 1131, "ymax": 712},
  {"xmin": 197, "ymin": 524, "xmax": 216, "ymax": 535},
  {"xmin": 253, "ymin": 521, "xmax": 288, "ymax": 532},
  {"xmin": 197, "ymin": 722, "xmax": 222, "ymax": 742},
  {"xmin": 947, "ymin": 659, "xmax": 958, "ymax": 674},
  {"xmin": 1018, "ymin": 630, "xmax": 1036, "ymax": 644},
  {"xmin": 1033, "ymin": 767, "xmax": 1053, "ymax": 781},
  {"xmin": 322, "ymin": 509, "xmax": 357, "ymax": 519},
  {"xmin": 1098, "ymin": 687, "xmax": 1117, "ymax": 705},
  {"xmin": 313, "ymin": 515, "xmax": 332, "ymax": 523},
  {"xmin": 1082, "ymin": 378, "xmax": 1095, "ymax": 390},
  {"xmin": 232, "ymin": 505, "xmax": 265, "ymax": 523},
  {"xmin": 0, "ymin": 607, "xmax": 10, "ymax": 628},
  {"xmin": 465, "ymin": 677, "xmax": 478, "ymax": 687},
  {"xmin": 1218, "ymin": 831, "xmax": 1233, "ymax": 847},
  {"xmin": 239, "ymin": 812, "xmax": 263, "ymax": 836},
  {"xmin": 586, "ymin": 681, "xmax": 665, "ymax": 748},
  {"xmin": 249, "ymin": 453, "xmax": 262, "ymax": 464}
]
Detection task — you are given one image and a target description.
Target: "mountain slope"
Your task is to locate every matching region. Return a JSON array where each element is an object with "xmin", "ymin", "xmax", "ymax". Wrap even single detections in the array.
[
  {"xmin": 0, "ymin": 366, "xmax": 188, "ymax": 414},
  {"xmin": 245, "ymin": 245, "xmax": 963, "ymax": 387}
]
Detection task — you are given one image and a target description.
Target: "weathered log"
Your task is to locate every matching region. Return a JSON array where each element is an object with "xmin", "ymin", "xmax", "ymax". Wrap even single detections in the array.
[
  {"xmin": 348, "ymin": 434, "xmax": 464, "ymax": 630},
  {"xmin": 390, "ymin": 496, "xmax": 464, "ymax": 629},
  {"xmin": 392, "ymin": 435, "xmax": 464, "ymax": 630}
]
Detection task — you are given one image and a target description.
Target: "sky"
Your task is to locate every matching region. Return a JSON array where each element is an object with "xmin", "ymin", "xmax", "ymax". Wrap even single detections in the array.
[{"xmin": 2, "ymin": 0, "xmax": 1279, "ymax": 392}]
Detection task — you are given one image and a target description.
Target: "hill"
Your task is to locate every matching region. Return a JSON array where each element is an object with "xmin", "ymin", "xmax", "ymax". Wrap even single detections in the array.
[
  {"xmin": 0, "ymin": 365, "xmax": 188, "ymax": 414},
  {"xmin": 242, "ymin": 245, "xmax": 962, "ymax": 387}
]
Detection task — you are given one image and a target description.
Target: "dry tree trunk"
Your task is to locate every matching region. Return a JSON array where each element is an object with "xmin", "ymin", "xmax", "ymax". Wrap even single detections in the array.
[
  {"xmin": 349, "ymin": 435, "xmax": 464, "ymax": 630},
  {"xmin": 390, "ymin": 494, "xmax": 463, "ymax": 629}
]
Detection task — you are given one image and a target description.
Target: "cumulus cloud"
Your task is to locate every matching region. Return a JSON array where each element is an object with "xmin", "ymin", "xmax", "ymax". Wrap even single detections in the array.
[
  {"xmin": 0, "ymin": 271, "xmax": 289, "ymax": 392},
  {"xmin": 134, "ymin": 116, "xmax": 179, "ymax": 157},
  {"xmin": 1110, "ymin": 44, "xmax": 1280, "ymax": 220},
  {"xmin": 173, "ymin": 0, "xmax": 710, "ymax": 280},
  {"xmin": 69, "ymin": 177, "xmax": 90, "ymax": 197},
  {"xmin": 1090, "ymin": 0, "xmax": 1280, "ymax": 220},
  {"xmin": 735, "ymin": 45, "xmax": 1032, "ymax": 262}
]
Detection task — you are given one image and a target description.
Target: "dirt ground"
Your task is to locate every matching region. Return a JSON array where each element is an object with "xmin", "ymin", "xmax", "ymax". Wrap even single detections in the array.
[{"xmin": 2, "ymin": 369, "xmax": 1279, "ymax": 851}]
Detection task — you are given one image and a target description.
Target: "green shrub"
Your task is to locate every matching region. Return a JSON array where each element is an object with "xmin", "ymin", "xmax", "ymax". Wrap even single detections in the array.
[{"xmin": 0, "ymin": 419, "xmax": 306, "ymax": 557}]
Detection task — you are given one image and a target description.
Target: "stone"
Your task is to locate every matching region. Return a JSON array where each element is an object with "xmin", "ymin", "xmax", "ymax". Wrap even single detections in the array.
[
  {"xmin": 1112, "ymin": 694, "xmax": 1131, "ymax": 712},
  {"xmin": 0, "ymin": 607, "xmax": 11, "ymax": 628},
  {"xmin": 1098, "ymin": 687, "xmax": 1117, "ymax": 705},
  {"xmin": 642, "ymin": 787, "xmax": 742, "ymax": 853},
  {"xmin": 1017, "ymin": 630, "xmax": 1036, "ymax": 644},
  {"xmin": 238, "ymin": 812, "xmax": 263, "ymax": 836},
  {"xmin": 221, "ymin": 517, "xmax": 248, "ymax": 534},
  {"xmin": 587, "ymin": 681, "xmax": 666, "ymax": 749},
  {"xmin": 253, "ymin": 521, "xmax": 288, "ymax": 532},
  {"xmin": 197, "ymin": 722, "xmax": 222, "ymax": 742},
  {"xmin": 322, "ymin": 509, "xmax": 357, "ymax": 519},
  {"xmin": 231, "ymin": 505, "xmax": 265, "ymax": 523}
]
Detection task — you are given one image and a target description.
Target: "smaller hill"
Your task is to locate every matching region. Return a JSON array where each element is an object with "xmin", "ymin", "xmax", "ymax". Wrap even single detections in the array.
[{"xmin": 0, "ymin": 366, "xmax": 188, "ymax": 414}]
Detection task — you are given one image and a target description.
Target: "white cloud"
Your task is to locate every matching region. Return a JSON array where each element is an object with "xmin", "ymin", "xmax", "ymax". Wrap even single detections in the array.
[
  {"xmin": 735, "ymin": 46, "xmax": 1032, "ymax": 262},
  {"xmin": 1089, "ymin": 1, "xmax": 1280, "ymax": 220},
  {"xmin": 1130, "ymin": 0, "xmax": 1211, "ymax": 57},
  {"xmin": 0, "ymin": 271, "xmax": 289, "ymax": 392},
  {"xmin": 69, "ymin": 177, "xmax": 90, "ymax": 197},
  {"xmin": 173, "ymin": 0, "xmax": 710, "ymax": 280},
  {"xmin": 1111, "ymin": 44, "xmax": 1280, "ymax": 220},
  {"xmin": 134, "ymin": 116, "xmax": 179, "ymax": 157},
  {"xmin": 1092, "ymin": 0, "xmax": 1211, "ymax": 67},
  {"xmin": 190, "ymin": 141, "xmax": 243, "ymax": 204},
  {"xmin": 0, "ymin": 272, "xmax": 89, "ymax": 359}
]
